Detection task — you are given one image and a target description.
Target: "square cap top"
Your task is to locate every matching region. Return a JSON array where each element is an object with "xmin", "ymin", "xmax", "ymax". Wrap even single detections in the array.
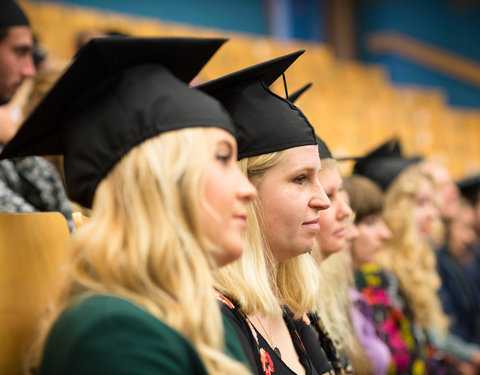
[
  {"xmin": 1, "ymin": 37, "xmax": 234, "ymax": 208},
  {"xmin": 196, "ymin": 50, "xmax": 318, "ymax": 159},
  {"xmin": 352, "ymin": 139, "xmax": 421, "ymax": 191}
]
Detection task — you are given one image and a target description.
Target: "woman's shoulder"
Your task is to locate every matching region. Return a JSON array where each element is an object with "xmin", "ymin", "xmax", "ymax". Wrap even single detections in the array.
[
  {"xmin": 53, "ymin": 294, "xmax": 180, "ymax": 335},
  {"xmin": 215, "ymin": 291, "xmax": 262, "ymax": 373},
  {"xmin": 41, "ymin": 294, "xmax": 207, "ymax": 375}
]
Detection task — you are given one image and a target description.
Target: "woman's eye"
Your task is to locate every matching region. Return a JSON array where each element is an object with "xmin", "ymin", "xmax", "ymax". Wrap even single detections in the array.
[
  {"xmin": 293, "ymin": 175, "xmax": 306, "ymax": 184},
  {"xmin": 365, "ymin": 217, "xmax": 377, "ymax": 226},
  {"xmin": 216, "ymin": 154, "xmax": 230, "ymax": 164}
]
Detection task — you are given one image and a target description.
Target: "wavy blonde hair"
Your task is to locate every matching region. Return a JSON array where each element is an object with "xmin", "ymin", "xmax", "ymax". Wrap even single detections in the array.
[
  {"xmin": 28, "ymin": 128, "xmax": 250, "ymax": 375},
  {"xmin": 377, "ymin": 165, "xmax": 449, "ymax": 333},
  {"xmin": 214, "ymin": 150, "xmax": 320, "ymax": 319},
  {"xmin": 315, "ymin": 161, "xmax": 373, "ymax": 375}
]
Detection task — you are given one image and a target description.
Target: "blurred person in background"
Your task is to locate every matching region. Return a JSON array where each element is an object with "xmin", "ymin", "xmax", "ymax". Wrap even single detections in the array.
[
  {"xmin": 308, "ymin": 135, "xmax": 377, "ymax": 375},
  {"xmin": 343, "ymin": 174, "xmax": 395, "ymax": 375},
  {"xmin": 458, "ymin": 175, "xmax": 480, "ymax": 248},
  {"xmin": 377, "ymin": 165, "xmax": 480, "ymax": 374},
  {"xmin": 0, "ymin": 0, "xmax": 73, "ymax": 229},
  {"xmin": 419, "ymin": 160, "xmax": 460, "ymax": 250},
  {"xmin": 436, "ymin": 196, "xmax": 480, "ymax": 346}
]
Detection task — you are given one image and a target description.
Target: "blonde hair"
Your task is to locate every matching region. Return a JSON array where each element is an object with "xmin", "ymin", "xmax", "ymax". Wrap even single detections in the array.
[
  {"xmin": 29, "ymin": 128, "xmax": 250, "ymax": 375},
  {"xmin": 315, "ymin": 160, "xmax": 373, "ymax": 375},
  {"xmin": 377, "ymin": 165, "xmax": 449, "ymax": 333},
  {"xmin": 214, "ymin": 150, "xmax": 320, "ymax": 319}
]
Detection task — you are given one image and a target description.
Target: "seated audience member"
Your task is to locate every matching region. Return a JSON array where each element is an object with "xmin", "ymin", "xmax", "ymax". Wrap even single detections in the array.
[
  {"xmin": 437, "ymin": 197, "xmax": 480, "ymax": 346},
  {"xmin": 458, "ymin": 175, "xmax": 480, "ymax": 248},
  {"xmin": 344, "ymin": 174, "xmax": 411, "ymax": 375},
  {"xmin": 1, "ymin": 37, "xmax": 257, "ymax": 375},
  {"xmin": 312, "ymin": 141, "xmax": 390, "ymax": 375},
  {"xmin": 198, "ymin": 52, "xmax": 334, "ymax": 375},
  {"xmin": 288, "ymin": 85, "xmax": 356, "ymax": 375},
  {"xmin": 378, "ymin": 165, "xmax": 480, "ymax": 374},
  {"xmin": 0, "ymin": 0, "xmax": 73, "ymax": 229}
]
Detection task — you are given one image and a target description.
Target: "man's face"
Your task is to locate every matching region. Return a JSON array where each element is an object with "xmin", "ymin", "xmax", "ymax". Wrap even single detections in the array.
[{"xmin": 0, "ymin": 26, "xmax": 35, "ymax": 104}]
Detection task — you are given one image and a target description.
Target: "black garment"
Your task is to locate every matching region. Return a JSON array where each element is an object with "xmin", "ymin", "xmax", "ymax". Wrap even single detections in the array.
[
  {"xmin": 216, "ymin": 293, "xmax": 332, "ymax": 375},
  {"xmin": 308, "ymin": 312, "xmax": 349, "ymax": 375},
  {"xmin": 436, "ymin": 247, "xmax": 480, "ymax": 345}
]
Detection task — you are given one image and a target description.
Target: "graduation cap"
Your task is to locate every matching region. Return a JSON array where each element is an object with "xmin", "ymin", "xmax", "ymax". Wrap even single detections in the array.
[
  {"xmin": 0, "ymin": 1, "xmax": 29, "ymax": 28},
  {"xmin": 457, "ymin": 175, "xmax": 480, "ymax": 205},
  {"xmin": 316, "ymin": 135, "xmax": 332, "ymax": 160},
  {"xmin": 196, "ymin": 50, "xmax": 317, "ymax": 159},
  {"xmin": 1, "ymin": 37, "xmax": 233, "ymax": 208},
  {"xmin": 350, "ymin": 138, "xmax": 422, "ymax": 191},
  {"xmin": 285, "ymin": 82, "xmax": 332, "ymax": 160},
  {"xmin": 287, "ymin": 83, "xmax": 312, "ymax": 104}
]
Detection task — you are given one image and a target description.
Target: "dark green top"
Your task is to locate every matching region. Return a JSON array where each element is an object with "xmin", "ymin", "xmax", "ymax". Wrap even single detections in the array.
[{"xmin": 40, "ymin": 294, "xmax": 249, "ymax": 375}]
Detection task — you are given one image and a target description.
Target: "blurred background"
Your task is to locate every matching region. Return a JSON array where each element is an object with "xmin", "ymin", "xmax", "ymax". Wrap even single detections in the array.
[{"xmin": 18, "ymin": 0, "xmax": 480, "ymax": 178}]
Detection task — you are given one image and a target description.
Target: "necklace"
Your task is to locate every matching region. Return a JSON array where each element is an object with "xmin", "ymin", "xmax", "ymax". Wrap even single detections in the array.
[{"xmin": 255, "ymin": 315, "xmax": 282, "ymax": 359}]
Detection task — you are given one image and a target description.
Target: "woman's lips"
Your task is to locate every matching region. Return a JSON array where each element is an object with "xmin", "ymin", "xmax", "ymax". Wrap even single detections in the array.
[
  {"xmin": 302, "ymin": 218, "xmax": 320, "ymax": 232},
  {"xmin": 233, "ymin": 215, "xmax": 247, "ymax": 229}
]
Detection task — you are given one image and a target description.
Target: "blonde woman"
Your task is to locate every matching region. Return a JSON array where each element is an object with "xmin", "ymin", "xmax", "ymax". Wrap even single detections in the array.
[
  {"xmin": 378, "ymin": 165, "xmax": 480, "ymax": 373},
  {"xmin": 310, "ymin": 143, "xmax": 375, "ymax": 375},
  {"xmin": 1, "ymin": 38, "xmax": 257, "ymax": 375},
  {"xmin": 286, "ymin": 85, "xmax": 358, "ymax": 375},
  {"xmin": 198, "ymin": 52, "xmax": 333, "ymax": 375}
]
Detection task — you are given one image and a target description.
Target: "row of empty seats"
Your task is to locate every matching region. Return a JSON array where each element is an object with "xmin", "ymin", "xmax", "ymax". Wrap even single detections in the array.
[{"xmin": 19, "ymin": 0, "xmax": 480, "ymax": 178}]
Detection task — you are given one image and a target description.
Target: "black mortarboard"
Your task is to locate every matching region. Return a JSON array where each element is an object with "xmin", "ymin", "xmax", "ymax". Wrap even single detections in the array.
[
  {"xmin": 196, "ymin": 51, "xmax": 317, "ymax": 159},
  {"xmin": 285, "ymin": 82, "xmax": 332, "ymax": 160},
  {"xmin": 287, "ymin": 83, "xmax": 312, "ymax": 104},
  {"xmin": 352, "ymin": 139, "xmax": 421, "ymax": 191},
  {"xmin": 354, "ymin": 138, "xmax": 402, "ymax": 160},
  {"xmin": 1, "ymin": 37, "xmax": 233, "ymax": 208},
  {"xmin": 0, "ymin": 1, "xmax": 29, "ymax": 28},
  {"xmin": 316, "ymin": 135, "xmax": 333, "ymax": 160},
  {"xmin": 457, "ymin": 175, "xmax": 480, "ymax": 205}
]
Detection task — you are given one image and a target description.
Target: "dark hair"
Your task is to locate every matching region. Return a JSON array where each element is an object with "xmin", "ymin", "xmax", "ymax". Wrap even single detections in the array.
[
  {"xmin": 0, "ymin": 28, "xmax": 9, "ymax": 42},
  {"xmin": 343, "ymin": 175, "xmax": 384, "ymax": 223}
]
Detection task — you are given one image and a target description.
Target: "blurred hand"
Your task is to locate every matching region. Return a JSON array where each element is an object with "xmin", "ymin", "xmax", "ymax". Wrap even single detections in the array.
[{"xmin": 0, "ymin": 106, "xmax": 18, "ymax": 145}]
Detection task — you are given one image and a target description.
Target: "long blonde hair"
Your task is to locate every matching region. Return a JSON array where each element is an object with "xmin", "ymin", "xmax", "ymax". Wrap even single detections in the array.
[
  {"xmin": 378, "ymin": 165, "xmax": 449, "ymax": 333},
  {"xmin": 29, "ymin": 128, "xmax": 250, "ymax": 375},
  {"xmin": 315, "ymin": 160, "xmax": 374, "ymax": 375},
  {"xmin": 214, "ymin": 150, "xmax": 320, "ymax": 319}
]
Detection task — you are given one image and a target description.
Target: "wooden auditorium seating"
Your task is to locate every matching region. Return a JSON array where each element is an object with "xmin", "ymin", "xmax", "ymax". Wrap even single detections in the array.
[
  {"xmin": 18, "ymin": 0, "xmax": 480, "ymax": 178},
  {"xmin": 0, "ymin": 212, "xmax": 70, "ymax": 375}
]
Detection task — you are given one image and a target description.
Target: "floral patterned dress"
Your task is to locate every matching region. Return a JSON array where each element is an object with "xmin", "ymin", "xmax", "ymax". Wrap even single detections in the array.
[
  {"xmin": 215, "ymin": 291, "xmax": 333, "ymax": 375},
  {"xmin": 355, "ymin": 263, "xmax": 428, "ymax": 375}
]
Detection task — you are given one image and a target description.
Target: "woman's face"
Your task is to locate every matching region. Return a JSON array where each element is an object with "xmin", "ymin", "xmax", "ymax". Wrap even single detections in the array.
[
  {"xmin": 352, "ymin": 214, "xmax": 391, "ymax": 269},
  {"xmin": 257, "ymin": 145, "xmax": 330, "ymax": 263},
  {"xmin": 201, "ymin": 128, "xmax": 257, "ymax": 267},
  {"xmin": 413, "ymin": 180, "xmax": 439, "ymax": 241},
  {"xmin": 342, "ymin": 191, "xmax": 359, "ymax": 253},
  {"xmin": 316, "ymin": 167, "xmax": 353, "ymax": 259},
  {"xmin": 449, "ymin": 206, "xmax": 476, "ymax": 258}
]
